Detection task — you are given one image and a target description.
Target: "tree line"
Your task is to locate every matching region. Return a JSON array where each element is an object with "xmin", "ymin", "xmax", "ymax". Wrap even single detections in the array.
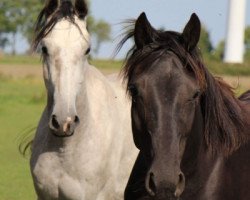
[
  {"xmin": 0, "ymin": 0, "xmax": 111, "ymax": 55},
  {"xmin": 197, "ymin": 25, "xmax": 250, "ymax": 61},
  {"xmin": 1, "ymin": 1, "xmax": 250, "ymax": 60}
]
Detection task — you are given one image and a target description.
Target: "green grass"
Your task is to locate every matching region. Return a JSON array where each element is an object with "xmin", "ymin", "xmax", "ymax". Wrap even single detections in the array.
[
  {"xmin": 204, "ymin": 57, "xmax": 250, "ymax": 76},
  {"xmin": 0, "ymin": 55, "xmax": 41, "ymax": 65},
  {"xmin": 0, "ymin": 77, "xmax": 45, "ymax": 200},
  {"xmin": 90, "ymin": 59, "xmax": 123, "ymax": 70}
]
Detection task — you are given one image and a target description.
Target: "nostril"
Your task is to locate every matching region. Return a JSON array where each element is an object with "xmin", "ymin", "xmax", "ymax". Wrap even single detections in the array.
[
  {"xmin": 52, "ymin": 115, "xmax": 60, "ymax": 129},
  {"xmin": 74, "ymin": 115, "xmax": 80, "ymax": 124},
  {"xmin": 149, "ymin": 173, "xmax": 156, "ymax": 195},
  {"xmin": 175, "ymin": 172, "xmax": 186, "ymax": 197},
  {"xmin": 145, "ymin": 172, "xmax": 156, "ymax": 196},
  {"xmin": 179, "ymin": 173, "xmax": 184, "ymax": 183}
]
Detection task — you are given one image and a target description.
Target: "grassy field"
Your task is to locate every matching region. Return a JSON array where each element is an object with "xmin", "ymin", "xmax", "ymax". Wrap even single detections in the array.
[
  {"xmin": 0, "ymin": 77, "xmax": 44, "ymax": 199},
  {"xmin": 0, "ymin": 55, "xmax": 250, "ymax": 199}
]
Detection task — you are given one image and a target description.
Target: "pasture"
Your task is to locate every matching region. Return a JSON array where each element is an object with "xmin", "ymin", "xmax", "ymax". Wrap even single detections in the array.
[{"xmin": 0, "ymin": 56, "xmax": 250, "ymax": 199}]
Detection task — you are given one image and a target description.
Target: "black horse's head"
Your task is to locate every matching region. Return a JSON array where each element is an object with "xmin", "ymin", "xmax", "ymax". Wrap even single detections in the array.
[
  {"xmin": 121, "ymin": 13, "xmax": 203, "ymax": 199},
  {"xmin": 120, "ymin": 12, "xmax": 248, "ymax": 200},
  {"xmin": 120, "ymin": 12, "xmax": 249, "ymax": 199}
]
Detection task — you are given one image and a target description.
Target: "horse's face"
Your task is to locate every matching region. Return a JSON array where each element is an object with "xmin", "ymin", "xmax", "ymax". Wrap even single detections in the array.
[
  {"xmin": 42, "ymin": 18, "xmax": 90, "ymax": 137},
  {"xmin": 37, "ymin": 0, "xmax": 90, "ymax": 137},
  {"xmin": 129, "ymin": 53, "xmax": 201, "ymax": 198},
  {"xmin": 127, "ymin": 13, "xmax": 201, "ymax": 198}
]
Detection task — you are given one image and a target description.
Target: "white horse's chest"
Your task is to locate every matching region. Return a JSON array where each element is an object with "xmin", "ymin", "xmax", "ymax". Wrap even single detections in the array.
[
  {"xmin": 32, "ymin": 136, "xmax": 115, "ymax": 200},
  {"xmin": 33, "ymin": 151, "xmax": 83, "ymax": 199}
]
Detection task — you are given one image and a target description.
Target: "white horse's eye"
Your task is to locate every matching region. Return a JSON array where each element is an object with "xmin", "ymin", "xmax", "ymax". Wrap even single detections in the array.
[
  {"xmin": 85, "ymin": 47, "xmax": 91, "ymax": 55},
  {"xmin": 41, "ymin": 46, "xmax": 48, "ymax": 55}
]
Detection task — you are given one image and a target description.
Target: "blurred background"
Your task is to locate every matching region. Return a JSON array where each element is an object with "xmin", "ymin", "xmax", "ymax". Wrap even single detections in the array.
[{"xmin": 0, "ymin": 0, "xmax": 250, "ymax": 199}]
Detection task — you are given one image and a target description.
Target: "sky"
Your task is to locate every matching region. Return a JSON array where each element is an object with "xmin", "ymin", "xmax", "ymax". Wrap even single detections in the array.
[{"xmin": 15, "ymin": 0, "xmax": 250, "ymax": 59}]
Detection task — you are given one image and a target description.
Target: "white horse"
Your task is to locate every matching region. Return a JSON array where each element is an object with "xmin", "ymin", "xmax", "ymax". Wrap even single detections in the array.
[{"xmin": 30, "ymin": 0, "xmax": 138, "ymax": 199}]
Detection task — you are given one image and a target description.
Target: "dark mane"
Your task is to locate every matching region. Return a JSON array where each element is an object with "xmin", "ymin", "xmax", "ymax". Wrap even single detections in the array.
[
  {"xmin": 33, "ymin": 0, "xmax": 88, "ymax": 49},
  {"xmin": 201, "ymin": 70, "xmax": 249, "ymax": 154},
  {"xmin": 118, "ymin": 21, "xmax": 250, "ymax": 155}
]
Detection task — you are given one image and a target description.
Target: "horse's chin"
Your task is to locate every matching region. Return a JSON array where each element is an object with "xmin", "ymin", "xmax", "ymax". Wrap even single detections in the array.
[
  {"xmin": 51, "ymin": 131, "xmax": 75, "ymax": 138},
  {"xmin": 152, "ymin": 189, "xmax": 180, "ymax": 200},
  {"xmin": 138, "ymin": 195, "xmax": 179, "ymax": 200},
  {"xmin": 157, "ymin": 193, "xmax": 180, "ymax": 200}
]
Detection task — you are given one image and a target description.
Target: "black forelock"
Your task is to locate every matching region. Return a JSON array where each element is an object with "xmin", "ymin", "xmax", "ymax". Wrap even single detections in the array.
[{"xmin": 117, "ymin": 23, "xmax": 203, "ymax": 89}]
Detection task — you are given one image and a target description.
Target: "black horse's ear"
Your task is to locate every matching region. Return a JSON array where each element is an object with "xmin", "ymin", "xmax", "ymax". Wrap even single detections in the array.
[
  {"xmin": 75, "ymin": 0, "xmax": 88, "ymax": 19},
  {"xmin": 182, "ymin": 13, "xmax": 201, "ymax": 51},
  {"xmin": 134, "ymin": 12, "xmax": 156, "ymax": 49},
  {"xmin": 44, "ymin": 0, "xmax": 59, "ymax": 17}
]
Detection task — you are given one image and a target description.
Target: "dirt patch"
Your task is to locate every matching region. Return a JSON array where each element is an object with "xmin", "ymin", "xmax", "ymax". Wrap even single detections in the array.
[
  {"xmin": 222, "ymin": 76, "xmax": 250, "ymax": 94},
  {"xmin": 0, "ymin": 64, "xmax": 42, "ymax": 79},
  {"xmin": 0, "ymin": 64, "xmax": 119, "ymax": 79}
]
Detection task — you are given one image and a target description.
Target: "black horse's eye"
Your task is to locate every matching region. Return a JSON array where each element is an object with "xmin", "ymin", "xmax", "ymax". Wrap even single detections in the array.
[
  {"xmin": 41, "ymin": 46, "xmax": 48, "ymax": 55},
  {"xmin": 192, "ymin": 90, "xmax": 201, "ymax": 99},
  {"xmin": 128, "ymin": 84, "xmax": 138, "ymax": 97},
  {"xmin": 85, "ymin": 47, "xmax": 91, "ymax": 55}
]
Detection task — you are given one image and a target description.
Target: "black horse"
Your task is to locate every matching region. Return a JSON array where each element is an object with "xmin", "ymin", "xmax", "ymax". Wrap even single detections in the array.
[{"xmin": 118, "ymin": 13, "xmax": 250, "ymax": 200}]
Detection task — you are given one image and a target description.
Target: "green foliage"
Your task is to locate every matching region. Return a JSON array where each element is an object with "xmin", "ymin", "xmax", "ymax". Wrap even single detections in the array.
[
  {"xmin": 245, "ymin": 26, "xmax": 250, "ymax": 46},
  {"xmin": 0, "ymin": 33, "xmax": 8, "ymax": 48},
  {"xmin": 198, "ymin": 25, "xmax": 213, "ymax": 56},
  {"xmin": 245, "ymin": 26, "xmax": 250, "ymax": 61},
  {"xmin": 0, "ymin": 0, "xmax": 43, "ymax": 53},
  {"xmin": 0, "ymin": 0, "xmax": 110, "ymax": 55},
  {"xmin": 87, "ymin": 16, "xmax": 111, "ymax": 55},
  {"xmin": 214, "ymin": 26, "xmax": 250, "ymax": 62},
  {"xmin": 20, "ymin": 0, "xmax": 44, "ymax": 46},
  {"xmin": 212, "ymin": 40, "xmax": 225, "ymax": 61}
]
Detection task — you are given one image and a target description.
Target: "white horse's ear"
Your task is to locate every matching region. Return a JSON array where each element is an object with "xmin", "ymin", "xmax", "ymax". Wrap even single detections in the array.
[
  {"xmin": 134, "ymin": 12, "xmax": 157, "ymax": 49},
  {"xmin": 75, "ymin": 0, "xmax": 88, "ymax": 19},
  {"xmin": 44, "ymin": 0, "xmax": 59, "ymax": 17}
]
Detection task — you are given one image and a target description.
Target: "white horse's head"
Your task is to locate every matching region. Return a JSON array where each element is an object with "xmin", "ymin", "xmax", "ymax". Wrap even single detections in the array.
[{"xmin": 34, "ymin": 0, "xmax": 90, "ymax": 137}]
